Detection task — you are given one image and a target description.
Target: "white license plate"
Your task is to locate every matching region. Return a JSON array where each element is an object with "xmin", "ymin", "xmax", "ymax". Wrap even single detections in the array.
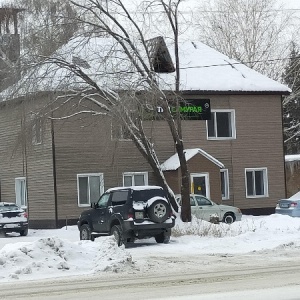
[
  {"xmin": 280, "ymin": 204, "xmax": 289, "ymax": 208},
  {"xmin": 135, "ymin": 212, "xmax": 144, "ymax": 219},
  {"xmin": 4, "ymin": 224, "xmax": 20, "ymax": 228}
]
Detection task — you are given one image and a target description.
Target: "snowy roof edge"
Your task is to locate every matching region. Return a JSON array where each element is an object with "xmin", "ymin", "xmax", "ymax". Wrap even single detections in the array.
[
  {"xmin": 285, "ymin": 154, "xmax": 300, "ymax": 162},
  {"xmin": 161, "ymin": 148, "xmax": 224, "ymax": 171}
]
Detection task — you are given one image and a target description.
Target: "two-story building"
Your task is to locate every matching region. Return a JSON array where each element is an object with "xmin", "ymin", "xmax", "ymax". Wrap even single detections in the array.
[{"xmin": 0, "ymin": 9, "xmax": 291, "ymax": 228}]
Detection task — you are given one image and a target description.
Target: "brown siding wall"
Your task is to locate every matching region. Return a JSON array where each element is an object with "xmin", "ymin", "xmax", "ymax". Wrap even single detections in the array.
[
  {"xmin": 164, "ymin": 155, "xmax": 222, "ymax": 203},
  {"xmin": 0, "ymin": 92, "xmax": 286, "ymax": 227},
  {"xmin": 150, "ymin": 94, "xmax": 285, "ymax": 212},
  {"xmin": 0, "ymin": 100, "xmax": 25, "ymax": 203},
  {"xmin": 188, "ymin": 155, "xmax": 222, "ymax": 203},
  {"xmin": 0, "ymin": 96, "xmax": 56, "ymax": 228},
  {"xmin": 53, "ymin": 114, "xmax": 152, "ymax": 223},
  {"xmin": 52, "ymin": 93, "xmax": 285, "ymax": 219}
]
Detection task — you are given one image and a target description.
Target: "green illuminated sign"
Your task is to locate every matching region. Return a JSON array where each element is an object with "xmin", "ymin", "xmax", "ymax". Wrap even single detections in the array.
[
  {"xmin": 171, "ymin": 106, "xmax": 203, "ymax": 113},
  {"xmin": 146, "ymin": 99, "xmax": 211, "ymax": 120},
  {"xmin": 170, "ymin": 99, "xmax": 211, "ymax": 120}
]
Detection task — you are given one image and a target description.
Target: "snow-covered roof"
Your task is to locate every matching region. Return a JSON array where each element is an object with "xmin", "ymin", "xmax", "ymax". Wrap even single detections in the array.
[
  {"xmin": 0, "ymin": 35, "xmax": 291, "ymax": 101},
  {"xmin": 285, "ymin": 154, "xmax": 300, "ymax": 162},
  {"xmin": 160, "ymin": 41, "xmax": 291, "ymax": 94},
  {"xmin": 161, "ymin": 148, "xmax": 224, "ymax": 171}
]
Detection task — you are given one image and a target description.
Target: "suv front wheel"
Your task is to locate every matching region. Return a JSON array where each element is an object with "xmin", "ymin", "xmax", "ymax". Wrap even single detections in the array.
[
  {"xmin": 111, "ymin": 225, "xmax": 127, "ymax": 247},
  {"xmin": 80, "ymin": 224, "xmax": 94, "ymax": 241}
]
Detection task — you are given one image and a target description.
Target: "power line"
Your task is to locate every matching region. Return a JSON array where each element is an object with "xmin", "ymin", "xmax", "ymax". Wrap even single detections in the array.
[{"xmin": 180, "ymin": 56, "xmax": 294, "ymax": 70}]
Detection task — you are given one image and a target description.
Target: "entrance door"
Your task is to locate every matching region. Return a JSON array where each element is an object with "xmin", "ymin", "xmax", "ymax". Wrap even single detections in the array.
[{"xmin": 191, "ymin": 173, "xmax": 210, "ymax": 199}]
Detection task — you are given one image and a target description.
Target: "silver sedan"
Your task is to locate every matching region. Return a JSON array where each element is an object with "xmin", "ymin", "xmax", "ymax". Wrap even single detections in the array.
[{"xmin": 175, "ymin": 194, "xmax": 242, "ymax": 224}]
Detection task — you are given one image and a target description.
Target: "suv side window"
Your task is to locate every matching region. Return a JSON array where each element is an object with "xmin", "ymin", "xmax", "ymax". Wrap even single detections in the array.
[
  {"xmin": 97, "ymin": 193, "xmax": 110, "ymax": 208},
  {"xmin": 111, "ymin": 190, "xmax": 129, "ymax": 206}
]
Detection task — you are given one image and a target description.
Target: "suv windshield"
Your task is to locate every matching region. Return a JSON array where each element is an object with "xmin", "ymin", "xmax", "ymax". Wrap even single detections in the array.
[{"xmin": 132, "ymin": 189, "xmax": 166, "ymax": 202}]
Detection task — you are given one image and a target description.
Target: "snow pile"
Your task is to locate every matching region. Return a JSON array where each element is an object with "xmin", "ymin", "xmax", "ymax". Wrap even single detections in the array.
[
  {"xmin": 170, "ymin": 214, "xmax": 300, "ymax": 254},
  {"xmin": 0, "ymin": 235, "xmax": 132, "ymax": 282},
  {"xmin": 174, "ymin": 213, "xmax": 300, "ymax": 237}
]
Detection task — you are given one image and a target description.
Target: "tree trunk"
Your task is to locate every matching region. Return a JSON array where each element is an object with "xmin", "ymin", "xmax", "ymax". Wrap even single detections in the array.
[{"xmin": 175, "ymin": 141, "xmax": 191, "ymax": 221}]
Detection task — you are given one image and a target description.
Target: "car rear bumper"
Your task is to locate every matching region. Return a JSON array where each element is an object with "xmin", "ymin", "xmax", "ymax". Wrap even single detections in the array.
[
  {"xmin": 0, "ymin": 222, "xmax": 28, "ymax": 233},
  {"xmin": 275, "ymin": 208, "xmax": 300, "ymax": 217}
]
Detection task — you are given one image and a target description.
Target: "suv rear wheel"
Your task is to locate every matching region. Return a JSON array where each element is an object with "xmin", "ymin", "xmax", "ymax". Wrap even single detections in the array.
[
  {"xmin": 80, "ymin": 224, "xmax": 94, "ymax": 241},
  {"xmin": 155, "ymin": 229, "xmax": 171, "ymax": 244},
  {"xmin": 147, "ymin": 199, "xmax": 170, "ymax": 223},
  {"xmin": 20, "ymin": 228, "xmax": 28, "ymax": 236}
]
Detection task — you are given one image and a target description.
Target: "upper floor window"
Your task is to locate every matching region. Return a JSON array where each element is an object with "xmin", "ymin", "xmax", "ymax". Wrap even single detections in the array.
[
  {"xmin": 207, "ymin": 109, "xmax": 236, "ymax": 140},
  {"xmin": 77, "ymin": 173, "xmax": 104, "ymax": 206},
  {"xmin": 245, "ymin": 168, "xmax": 268, "ymax": 198},
  {"xmin": 123, "ymin": 172, "xmax": 148, "ymax": 186},
  {"xmin": 32, "ymin": 116, "xmax": 42, "ymax": 145},
  {"xmin": 221, "ymin": 169, "xmax": 229, "ymax": 200},
  {"xmin": 15, "ymin": 177, "xmax": 27, "ymax": 208}
]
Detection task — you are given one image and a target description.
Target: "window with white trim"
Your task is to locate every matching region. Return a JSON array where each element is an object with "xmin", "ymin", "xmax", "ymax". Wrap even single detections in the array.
[
  {"xmin": 123, "ymin": 172, "xmax": 148, "ymax": 186},
  {"xmin": 77, "ymin": 173, "xmax": 104, "ymax": 206},
  {"xmin": 207, "ymin": 109, "xmax": 236, "ymax": 139},
  {"xmin": 245, "ymin": 168, "xmax": 268, "ymax": 198},
  {"xmin": 15, "ymin": 177, "xmax": 27, "ymax": 208},
  {"xmin": 220, "ymin": 169, "xmax": 229, "ymax": 200}
]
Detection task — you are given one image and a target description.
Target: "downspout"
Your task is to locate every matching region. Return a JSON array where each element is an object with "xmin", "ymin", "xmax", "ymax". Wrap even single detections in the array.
[
  {"xmin": 51, "ymin": 115, "xmax": 58, "ymax": 228},
  {"xmin": 281, "ymin": 95, "xmax": 287, "ymax": 198},
  {"xmin": 22, "ymin": 100, "xmax": 29, "ymax": 219}
]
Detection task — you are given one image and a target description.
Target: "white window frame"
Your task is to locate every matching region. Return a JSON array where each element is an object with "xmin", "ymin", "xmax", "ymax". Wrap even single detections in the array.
[
  {"xmin": 245, "ymin": 168, "xmax": 269, "ymax": 198},
  {"xmin": 77, "ymin": 173, "xmax": 104, "ymax": 207},
  {"xmin": 123, "ymin": 172, "xmax": 148, "ymax": 186},
  {"xmin": 220, "ymin": 169, "xmax": 230, "ymax": 200},
  {"xmin": 206, "ymin": 109, "xmax": 236, "ymax": 140},
  {"xmin": 190, "ymin": 173, "xmax": 210, "ymax": 199},
  {"xmin": 15, "ymin": 177, "xmax": 27, "ymax": 208}
]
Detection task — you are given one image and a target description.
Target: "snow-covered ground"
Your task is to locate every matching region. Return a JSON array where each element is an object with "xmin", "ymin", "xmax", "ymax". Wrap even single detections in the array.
[{"xmin": 1, "ymin": 214, "xmax": 300, "ymax": 283}]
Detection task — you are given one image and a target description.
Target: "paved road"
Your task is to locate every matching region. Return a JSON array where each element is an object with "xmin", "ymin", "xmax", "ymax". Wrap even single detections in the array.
[{"xmin": 1, "ymin": 263, "xmax": 300, "ymax": 299}]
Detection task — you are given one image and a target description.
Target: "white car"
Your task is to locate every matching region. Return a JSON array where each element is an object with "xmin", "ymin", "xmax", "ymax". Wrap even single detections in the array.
[
  {"xmin": 175, "ymin": 194, "xmax": 242, "ymax": 224},
  {"xmin": 276, "ymin": 191, "xmax": 300, "ymax": 217}
]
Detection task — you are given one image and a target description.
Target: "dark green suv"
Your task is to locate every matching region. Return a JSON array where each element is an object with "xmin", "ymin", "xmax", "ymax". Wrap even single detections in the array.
[{"xmin": 77, "ymin": 186, "xmax": 175, "ymax": 246}]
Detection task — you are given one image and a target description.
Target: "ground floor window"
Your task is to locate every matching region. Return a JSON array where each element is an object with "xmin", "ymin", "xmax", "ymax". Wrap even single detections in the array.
[
  {"xmin": 123, "ymin": 172, "xmax": 148, "ymax": 186},
  {"xmin": 245, "ymin": 168, "xmax": 268, "ymax": 198},
  {"xmin": 221, "ymin": 169, "xmax": 229, "ymax": 200},
  {"xmin": 15, "ymin": 177, "xmax": 27, "ymax": 208},
  {"xmin": 77, "ymin": 173, "xmax": 104, "ymax": 206}
]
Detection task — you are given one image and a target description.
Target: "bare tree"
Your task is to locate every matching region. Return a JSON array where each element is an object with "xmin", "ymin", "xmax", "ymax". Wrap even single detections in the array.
[
  {"xmin": 195, "ymin": 0, "xmax": 293, "ymax": 80},
  {"xmin": 17, "ymin": 0, "xmax": 78, "ymax": 60},
  {"xmin": 283, "ymin": 42, "xmax": 300, "ymax": 154},
  {"xmin": 11, "ymin": 0, "xmax": 192, "ymax": 220}
]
